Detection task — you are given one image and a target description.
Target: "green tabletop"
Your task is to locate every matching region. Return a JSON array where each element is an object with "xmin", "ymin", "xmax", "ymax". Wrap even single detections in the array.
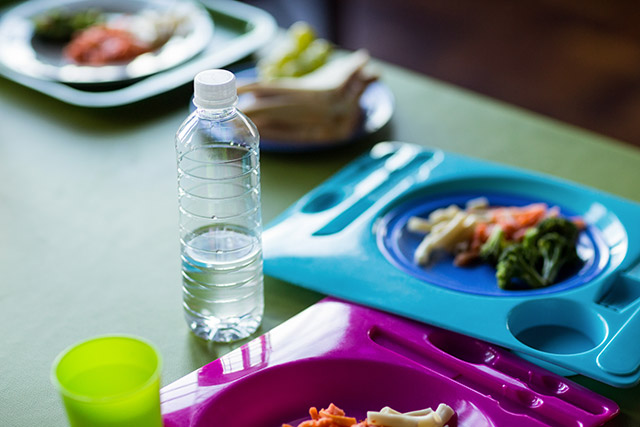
[{"xmin": 1, "ymin": 61, "xmax": 639, "ymax": 426}]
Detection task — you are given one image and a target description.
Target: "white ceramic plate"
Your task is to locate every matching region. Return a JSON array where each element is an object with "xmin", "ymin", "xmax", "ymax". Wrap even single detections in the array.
[{"xmin": 0, "ymin": 0, "xmax": 214, "ymax": 84}]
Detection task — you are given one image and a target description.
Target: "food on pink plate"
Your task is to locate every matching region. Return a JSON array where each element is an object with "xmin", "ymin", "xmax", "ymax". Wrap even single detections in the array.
[{"xmin": 283, "ymin": 402, "xmax": 455, "ymax": 427}]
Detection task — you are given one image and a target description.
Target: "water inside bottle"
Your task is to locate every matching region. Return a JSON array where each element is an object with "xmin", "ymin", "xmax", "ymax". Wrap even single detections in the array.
[{"xmin": 181, "ymin": 225, "xmax": 263, "ymax": 342}]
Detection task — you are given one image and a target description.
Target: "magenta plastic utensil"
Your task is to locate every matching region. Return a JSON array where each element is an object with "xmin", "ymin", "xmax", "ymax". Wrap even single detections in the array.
[{"xmin": 160, "ymin": 298, "xmax": 618, "ymax": 427}]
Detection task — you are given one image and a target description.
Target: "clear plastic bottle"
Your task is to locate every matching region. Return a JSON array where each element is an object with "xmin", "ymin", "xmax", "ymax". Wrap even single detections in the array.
[{"xmin": 175, "ymin": 69, "xmax": 263, "ymax": 342}]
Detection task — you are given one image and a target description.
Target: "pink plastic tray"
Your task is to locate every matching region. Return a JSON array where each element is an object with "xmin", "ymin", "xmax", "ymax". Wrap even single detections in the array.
[{"xmin": 160, "ymin": 298, "xmax": 618, "ymax": 426}]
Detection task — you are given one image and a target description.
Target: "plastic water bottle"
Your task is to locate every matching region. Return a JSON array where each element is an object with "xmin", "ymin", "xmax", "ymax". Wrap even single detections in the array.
[{"xmin": 175, "ymin": 69, "xmax": 263, "ymax": 342}]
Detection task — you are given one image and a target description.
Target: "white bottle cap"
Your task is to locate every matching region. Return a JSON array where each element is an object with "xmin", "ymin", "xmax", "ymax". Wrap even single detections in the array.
[{"xmin": 193, "ymin": 69, "xmax": 238, "ymax": 109}]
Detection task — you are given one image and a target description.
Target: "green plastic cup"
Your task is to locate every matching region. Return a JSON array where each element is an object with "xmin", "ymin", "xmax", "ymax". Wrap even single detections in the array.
[{"xmin": 51, "ymin": 335, "xmax": 163, "ymax": 427}]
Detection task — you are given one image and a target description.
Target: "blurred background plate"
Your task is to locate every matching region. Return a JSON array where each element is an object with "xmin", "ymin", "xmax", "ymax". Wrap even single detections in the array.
[
  {"xmin": 0, "ymin": 0, "xmax": 277, "ymax": 107},
  {"xmin": 0, "ymin": 0, "xmax": 214, "ymax": 84},
  {"xmin": 190, "ymin": 66, "xmax": 395, "ymax": 152},
  {"xmin": 259, "ymin": 78, "xmax": 394, "ymax": 152}
]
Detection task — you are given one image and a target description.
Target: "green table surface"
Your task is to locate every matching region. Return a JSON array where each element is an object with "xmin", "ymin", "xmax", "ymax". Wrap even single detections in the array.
[{"xmin": 1, "ymin": 61, "xmax": 639, "ymax": 426}]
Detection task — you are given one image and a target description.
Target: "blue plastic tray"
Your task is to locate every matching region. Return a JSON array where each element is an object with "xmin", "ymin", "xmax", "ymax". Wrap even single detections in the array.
[{"xmin": 263, "ymin": 141, "xmax": 640, "ymax": 387}]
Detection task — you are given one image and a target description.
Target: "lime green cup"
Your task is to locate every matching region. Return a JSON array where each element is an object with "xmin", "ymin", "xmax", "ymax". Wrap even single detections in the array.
[{"xmin": 51, "ymin": 335, "xmax": 163, "ymax": 427}]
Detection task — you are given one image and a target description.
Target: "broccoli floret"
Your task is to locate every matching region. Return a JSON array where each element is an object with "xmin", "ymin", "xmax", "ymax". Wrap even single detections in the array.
[
  {"xmin": 496, "ymin": 245, "xmax": 547, "ymax": 289},
  {"xmin": 537, "ymin": 232, "xmax": 579, "ymax": 285},
  {"xmin": 522, "ymin": 225, "xmax": 540, "ymax": 254},
  {"xmin": 537, "ymin": 216, "xmax": 580, "ymax": 241},
  {"xmin": 523, "ymin": 216, "xmax": 579, "ymax": 249},
  {"xmin": 499, "ymin": 216, "xmax": 581, "ymax": 289},
  {"xmin": 479, "ymin": 226, "xmax": 509, "ymax": 265}
]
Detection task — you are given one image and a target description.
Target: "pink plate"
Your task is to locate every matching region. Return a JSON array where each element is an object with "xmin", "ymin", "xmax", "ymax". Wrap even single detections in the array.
[{"xmin": 161, "ymin": 298, "xmax": 618, "ymax": 427}]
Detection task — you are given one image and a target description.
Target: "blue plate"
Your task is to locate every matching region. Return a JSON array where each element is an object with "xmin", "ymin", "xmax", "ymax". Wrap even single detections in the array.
[{"xmin": 378, "ymin": 191, "xmax": 609, "ymax": 296}]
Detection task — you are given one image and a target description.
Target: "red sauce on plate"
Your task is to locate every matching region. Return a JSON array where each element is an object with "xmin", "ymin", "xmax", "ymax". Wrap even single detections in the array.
[{"xmin": 64, "ymin": 25, "xmax": 151, "ymax": 65}]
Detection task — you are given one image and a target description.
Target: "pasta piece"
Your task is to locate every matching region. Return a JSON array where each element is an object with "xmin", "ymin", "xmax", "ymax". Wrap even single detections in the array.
[
  {"xmin": 407, "ymin": 216, "xmax": 432, "ymax": 233},
  {"xmin": 413, "ymin": 211, "xmax": 478, "ymax": 265},
  {"xmin": 367, "ymin": 403, "xmax": 454, "ymax": 427}
]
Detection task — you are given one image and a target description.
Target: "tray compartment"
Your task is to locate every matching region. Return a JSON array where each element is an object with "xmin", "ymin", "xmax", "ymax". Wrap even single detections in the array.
[
  {"xmin": 598, "ymin": 262, "xmax": 640, "ymax": 311},
  {"xmin": 189, "ymin": 358, "xmax": 482, "ymax": 426},
  {"xmin": 427, "ymin": 328, "xmax": 608, "ymax": 415},
  {"xmin": 507, "ymin": 298, "xmax": 608, "ymax": 355},
  {"xmin": 596, "ymin": 301, "xmax": 640, "ymax": 376},
  {"xmin": 313, "ymin": 153, "xmax": 435, "ymax": 236},
  {"xmin": 371, "ymin": 326, "xmax": 604, "ymax": 426},
  {"xmin": 298, "ymin": 143, "xmax": 419, "ymax": 216}
]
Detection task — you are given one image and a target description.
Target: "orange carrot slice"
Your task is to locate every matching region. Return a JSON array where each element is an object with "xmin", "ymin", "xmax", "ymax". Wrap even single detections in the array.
[{"xmin": 310, "ymin": 407, "xmax": 320, "ymax": 420}]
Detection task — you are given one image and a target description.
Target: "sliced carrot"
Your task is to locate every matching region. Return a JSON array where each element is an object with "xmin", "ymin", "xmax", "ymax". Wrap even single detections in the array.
[
  {"xmin": 318, "ymin": 414, "xmax": 357, "ymax": 426},
  {"xmin": 322, "ymin": 404, "xmax": 345, "ymax": 416},
  {"xmin": 491, "ymin": 203, "xmax": 545, "ymax": 225},
  {"xmin": 290, "ymin": 404, "xmax": 361, "ymax": 427},
  {"xmin": 470, "ymin": 221, "xmax": 491, "ymax": 251},
  {"xmin": 490, "ymin": 203, "xmax": 548, "ymax": 239},
  {"xmin": 318, "ymin": 405, "xmax": 357, "ymax": 426},
  {"xmin": 309, "ymin": 407, "xmax": 320, "ymax": 420}
]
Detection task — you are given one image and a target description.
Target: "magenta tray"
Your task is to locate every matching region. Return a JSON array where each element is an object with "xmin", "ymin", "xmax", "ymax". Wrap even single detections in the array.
[{"xmin": 160, "ymin": 298, "xmax": 618, "ymax": 427}]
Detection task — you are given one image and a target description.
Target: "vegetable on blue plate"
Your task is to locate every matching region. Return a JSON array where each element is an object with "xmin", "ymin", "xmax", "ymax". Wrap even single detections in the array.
[{"xmin": 409, "ymin": 200, "xmax": 584, "ymax": 290}]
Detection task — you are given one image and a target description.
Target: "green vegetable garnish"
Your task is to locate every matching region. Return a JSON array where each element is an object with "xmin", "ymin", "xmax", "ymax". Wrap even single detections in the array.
[
  {"xmin": 258, "ymin": 21, "xmax": 332, "ymax": 80},
  {"xmin": 496, "ymin": 217, "xmax": 580, "ymax": 289},
  {"xmin": 496, "ymin": 244, "xmax": 546, "ymax": 289},
  {"xmin": 479, "ymin": 226, "xmax": 510, "ymax": 265},
  {"xmin": 32, "ymin": 8, "xmax": 104, "ymax": 42}
]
